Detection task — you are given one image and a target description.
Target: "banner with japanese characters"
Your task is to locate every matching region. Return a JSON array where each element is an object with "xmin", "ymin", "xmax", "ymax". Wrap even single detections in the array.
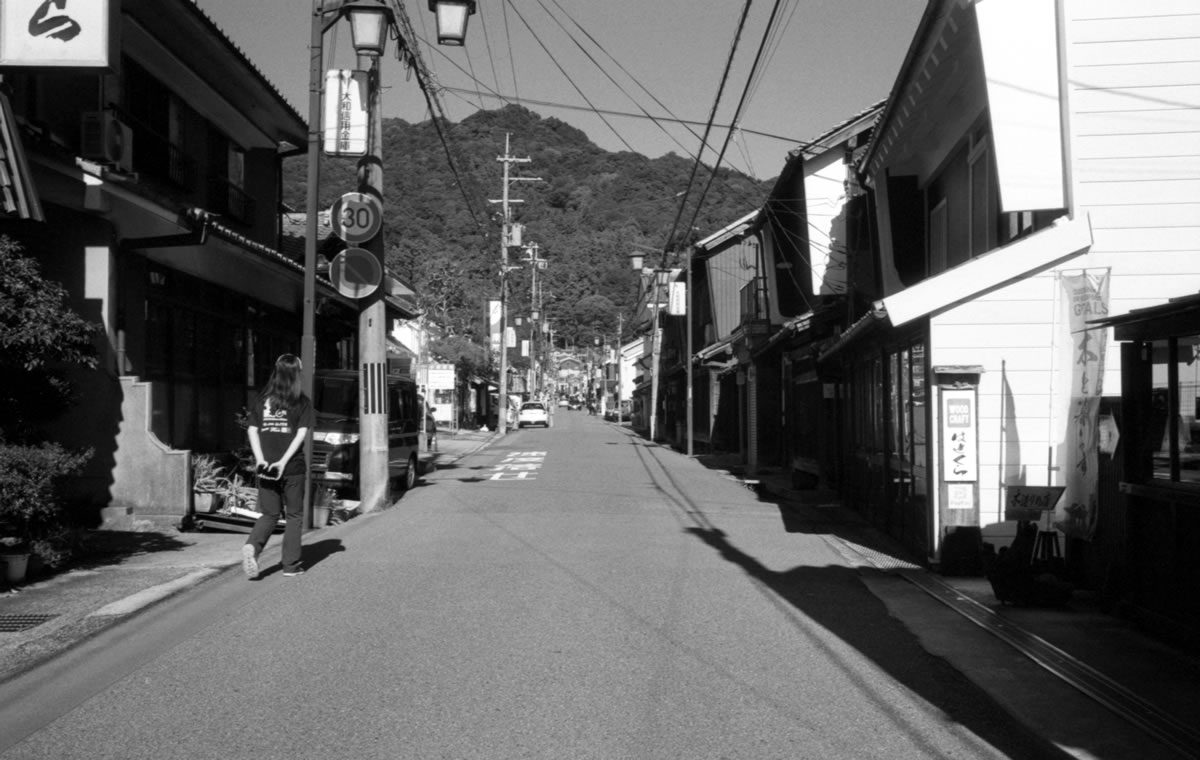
[{"xmin": 1056, "ymin": 271, "xmax": 1109, "ymax": 540}]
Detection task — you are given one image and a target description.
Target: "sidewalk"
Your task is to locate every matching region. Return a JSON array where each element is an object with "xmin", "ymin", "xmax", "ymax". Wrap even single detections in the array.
[
  {"xmin": 0, "ymin": 427, "xmax": 498, "ymax": 683},
  {"xmin": 730, "ymin": 460, "xmax": 1200, "ymax": 760}
]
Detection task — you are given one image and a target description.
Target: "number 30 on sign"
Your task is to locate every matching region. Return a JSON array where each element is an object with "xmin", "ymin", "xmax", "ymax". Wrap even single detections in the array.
[{"xmin": 329, "ymin": 192, "xmax": 382, "ymax": 244}]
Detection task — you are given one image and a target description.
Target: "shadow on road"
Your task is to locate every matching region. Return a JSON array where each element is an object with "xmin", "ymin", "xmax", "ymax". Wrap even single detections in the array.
[{"xmin": 684, "ymin": 526, "xmax": 1064, "ymax": 760}]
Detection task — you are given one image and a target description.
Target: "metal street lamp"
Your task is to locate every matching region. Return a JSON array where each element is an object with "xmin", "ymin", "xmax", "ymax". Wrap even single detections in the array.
[
  {"xmin": 345, "ymin": 0, "xmax": 394, "ymax": 56},
  {"xmin": 303, "ymin": 0, "xmax": 470, "ymax": 524},
  {"xmin": 429, "ymin": 0, "xmax": 476, "ymax": 45}
]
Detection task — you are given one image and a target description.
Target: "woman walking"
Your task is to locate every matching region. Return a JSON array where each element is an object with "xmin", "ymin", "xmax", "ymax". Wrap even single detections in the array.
[{"xmin": 241, "ymin": 353, "xmax": 314, "ymax": 579}]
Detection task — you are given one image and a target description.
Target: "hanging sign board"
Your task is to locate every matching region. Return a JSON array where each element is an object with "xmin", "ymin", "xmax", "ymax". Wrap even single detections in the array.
[
  {"xmin": 0, "ymin": 0, "xmax": 113, "ymax": 67},
  {"xmin": 1004, "ymin": 485, "xmax": 1065, "ymax": 521},
  {"xmin": 322, "ymin": 69, "xmax": 368, "ymax": 156},
  {"xmin": 330, "ymin": 192, "xmax": 382, "ymax": 244},
  {"xmin": 668, "ymin": 281, "xmax": 687, "ymax": 315},
  {"xmin": 329, "ymin": 247, "xmax": 381, "ymax": 299}
]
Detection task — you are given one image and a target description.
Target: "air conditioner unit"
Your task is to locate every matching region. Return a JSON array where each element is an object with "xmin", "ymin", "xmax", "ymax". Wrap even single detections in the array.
[{"xmin": 81, "ymin": 111, "xmax": 134, "ymax": 173}]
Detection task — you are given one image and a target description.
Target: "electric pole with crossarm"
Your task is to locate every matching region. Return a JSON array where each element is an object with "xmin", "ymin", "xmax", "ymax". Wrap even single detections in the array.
[{"xmin": 489, "ymin": 134, "xmax": 539, "ymax": 435}]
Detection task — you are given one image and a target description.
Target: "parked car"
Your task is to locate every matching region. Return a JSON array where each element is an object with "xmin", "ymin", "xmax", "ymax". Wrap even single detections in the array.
[
  {"xmin": 518, "ymin": 401, "xmax": 549, "ymax": 428},
  {"xmin": 603, "ymin": 400, "xmax": 631, "ymax": 422},
  {"xmin": 311, "ymin": 370, "xmax": 422, "ymax": 499}
]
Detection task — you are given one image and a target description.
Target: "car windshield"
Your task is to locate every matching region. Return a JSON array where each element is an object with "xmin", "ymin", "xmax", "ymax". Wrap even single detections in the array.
[
  {"xmin": 314, "ymin": 377, "xmax": 357, "ymax": 418},
  {"xmin": 522, "ymin": 403, "xmax": 545, "ymax": 411}
]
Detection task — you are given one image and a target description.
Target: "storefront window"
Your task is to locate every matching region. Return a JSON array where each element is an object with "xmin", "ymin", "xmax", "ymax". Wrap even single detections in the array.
[
  {"xmin": 887, "ymin": 342, "xmax": 927, "ymax": 501},
  {"xmin": 890, "ymin": 352, "xmax": 903, "ymax": 458},
  {"xmin": 1152, "ymin": 335, "xmax": 1200, "ymax": 482},
  {"xmin": 911, "ymin": 343, "xmax": 927, "ymax": 497}
]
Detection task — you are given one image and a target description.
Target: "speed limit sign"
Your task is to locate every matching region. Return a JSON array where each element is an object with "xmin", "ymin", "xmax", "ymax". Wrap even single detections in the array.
[{"xmin": 329, "ymin": 192, "xmax": 382, "ymax": 244}]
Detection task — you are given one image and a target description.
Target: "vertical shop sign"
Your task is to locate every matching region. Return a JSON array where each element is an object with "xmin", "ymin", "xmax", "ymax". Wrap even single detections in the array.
[
  {"xmin": 1057, "ymin": 271, "xmax": 1109, "ymax": 540},
  {"xmin": 322, "ymin": 70, "xmax": 368, "ymax": 156},
  {"xmin": 941, "ymin": 389, "xmax": 977, "ymax": 482},
  {"xmin": 486, "ymin": 300, "xmax": 501, "ymax": 353}
]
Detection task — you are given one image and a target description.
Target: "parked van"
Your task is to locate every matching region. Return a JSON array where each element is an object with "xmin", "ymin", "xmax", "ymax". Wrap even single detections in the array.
[{"xmin": 311, "ymin": 369, "xmax": 422, "ymax": 503}]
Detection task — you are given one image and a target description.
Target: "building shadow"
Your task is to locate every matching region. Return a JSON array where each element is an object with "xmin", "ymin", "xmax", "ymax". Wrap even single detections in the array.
[
  {"xmin": 684, "ymin": 526, "xmax": 1065, "ymax": 760},
  {"xmin": 75, "ymin": 530, "xmax": 192, "ymax": 568}
]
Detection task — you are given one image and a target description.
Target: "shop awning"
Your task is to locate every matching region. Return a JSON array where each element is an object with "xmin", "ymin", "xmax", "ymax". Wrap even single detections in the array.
[
  {"xmin": 817, "ymin": 305, "xmax": 886, "ymax": 363},
  {"xmin": 1087, "ymin": 291, "xmax": 1200, "ymax": 341},
  {"xmin": 880, "ymin": 214, "xmax": 1093, "ymax": 327},
  {"xmin": 753, "ymin": 311, "xmax": 814, "ymax": 359},
  {"xmin": 695, "ymin": 336, "xmax": 734, "ymax": 364}
]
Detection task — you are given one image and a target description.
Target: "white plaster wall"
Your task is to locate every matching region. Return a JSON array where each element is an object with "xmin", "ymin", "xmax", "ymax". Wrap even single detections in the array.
[{"xmin": 927, "ymin": 0, "xmax": 1200, "ymax": 525}]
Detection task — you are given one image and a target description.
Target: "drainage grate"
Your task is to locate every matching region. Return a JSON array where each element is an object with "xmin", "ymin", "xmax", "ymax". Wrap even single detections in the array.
[{"xmin": 0, "ymin": 614, "xmax": 58, "ymax": 633}]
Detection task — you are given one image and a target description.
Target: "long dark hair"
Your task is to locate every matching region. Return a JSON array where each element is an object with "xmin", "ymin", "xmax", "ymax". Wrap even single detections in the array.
[{"xmin": 262, "ymin": 354, "xmax": 303, "ymax": 413}]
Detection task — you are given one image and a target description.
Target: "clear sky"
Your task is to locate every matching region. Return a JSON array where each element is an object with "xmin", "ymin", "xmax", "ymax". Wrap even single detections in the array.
[{"xmin": 194, "ymin": 0, "xmax": 927, "ymax": 180}]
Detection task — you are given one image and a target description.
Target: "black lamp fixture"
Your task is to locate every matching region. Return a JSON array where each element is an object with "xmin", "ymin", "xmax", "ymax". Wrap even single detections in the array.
[
  {"xmin": 628, "ymin": 251, "xmax": 645, "ymax": 271},
  {"xmin": 429, "ymin": 0, "xmax": 476, "ymax": 46},
  {"xmin": 344, "ymin": 0, "xmax": 395, "ymax": 56}
]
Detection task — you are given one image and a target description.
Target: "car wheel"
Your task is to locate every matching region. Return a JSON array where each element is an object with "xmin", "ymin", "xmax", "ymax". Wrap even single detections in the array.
[{"xmin": 403, "ymin": 453, "xmax": 418, "ymax": 491}]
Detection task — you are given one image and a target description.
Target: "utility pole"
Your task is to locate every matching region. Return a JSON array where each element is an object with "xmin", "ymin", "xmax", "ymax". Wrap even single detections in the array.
[
  {"xmin": 616, "ymin": 311, "xmax": 623, "ymax": 421},
  {"xmin": 357, "ymin": 52, "xmax": 389, "ymax": 512},
  {"xmin": 524, "ymin": 242, "xmax": 546, "ymax": 396},
  {"xmin": 649, "ymin": 272, "xmax": 664, "ymax": 442},
  {"xmin": 489, "ymin": 134, "xmax": 537, "ymax": 435}
]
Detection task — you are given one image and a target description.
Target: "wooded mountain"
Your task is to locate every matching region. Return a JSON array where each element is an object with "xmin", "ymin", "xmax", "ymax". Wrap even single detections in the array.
[{"xmin": 282, "ymin": 105, "xmax": 773, "ymax": 362}]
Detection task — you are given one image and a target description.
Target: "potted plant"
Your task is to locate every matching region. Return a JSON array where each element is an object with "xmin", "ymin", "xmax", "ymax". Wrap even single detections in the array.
[
  {"xmin": 0, "ymin": 534, "xmax": 30, "ymax": 584},
  {"xmin": 0, "ymin": 442, "xmax": 90, "ymax": 585},
  {"xmin": 192, "ymin": 453, "xmax": 231, "ymax": 514}
]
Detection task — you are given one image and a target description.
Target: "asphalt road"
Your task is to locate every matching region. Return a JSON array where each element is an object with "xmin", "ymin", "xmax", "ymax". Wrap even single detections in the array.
[{"xmin": 0, "ymin": 412, "xmax": 1062, "ymax": 759}]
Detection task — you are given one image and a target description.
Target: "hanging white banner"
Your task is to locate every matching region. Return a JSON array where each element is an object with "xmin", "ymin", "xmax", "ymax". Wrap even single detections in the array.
[
  {"xmin": 1056, "ymin": 271, "xmax": 1109, "ymax": 540},
  {"xmin": 322, "ymin": 69, "xmax": 368, "ymax": 156},
  {"xmin": 668, "ymin": 281, "xmax": 687, "ymax": 315}
]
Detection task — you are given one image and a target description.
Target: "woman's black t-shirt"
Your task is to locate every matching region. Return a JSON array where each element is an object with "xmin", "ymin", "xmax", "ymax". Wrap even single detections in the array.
[{"xmin": 249, "ymin": 394, "xmax": 314, "ymax": 476}]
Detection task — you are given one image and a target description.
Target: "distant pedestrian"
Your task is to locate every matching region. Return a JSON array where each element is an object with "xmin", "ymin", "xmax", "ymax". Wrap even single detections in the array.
[
  {"xmin": 425, "ymin": 404, "xmax": 438, "ymax": 451},
  {"xmin": 242, "ymin": 353, "xmax": 313, "ymax": 579}
]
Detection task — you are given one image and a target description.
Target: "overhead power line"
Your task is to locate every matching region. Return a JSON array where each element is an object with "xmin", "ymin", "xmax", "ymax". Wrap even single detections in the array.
[
  {"xmin": 439, "ymin": 87, "xmax": 802, "ymax": 144},
  {"xmin": 502, "ymin": 0, "xmax": 636, "ymax": 153},
  {"xmin": 390, "ymin": 0, "xmax": 488, "ymax": 232},
  {"xmin": 662, "ymin": 0, "xmax": 757, "ymax": 263}
]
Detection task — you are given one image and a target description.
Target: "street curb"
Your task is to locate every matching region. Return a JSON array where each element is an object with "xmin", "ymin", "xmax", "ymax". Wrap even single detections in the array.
[{"xmin": 88, "ymin": 568, "xmax": 221, "ymax": 617}]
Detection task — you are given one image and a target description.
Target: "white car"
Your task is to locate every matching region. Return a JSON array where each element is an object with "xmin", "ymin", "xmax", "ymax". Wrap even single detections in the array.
[{"xmin": 518, "ymin": 401, "xmax": 549, "ymax": 428}]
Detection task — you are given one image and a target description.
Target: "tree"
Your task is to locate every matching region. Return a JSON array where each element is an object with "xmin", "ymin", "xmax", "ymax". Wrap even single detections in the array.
[{"xmin": 0, "ymin": 235, "xmax": 101, "ymax": 440}]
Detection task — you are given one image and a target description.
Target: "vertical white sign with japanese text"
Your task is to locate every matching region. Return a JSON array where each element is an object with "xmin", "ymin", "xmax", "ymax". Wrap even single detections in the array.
[
  {"xmin": 322, "ymin": 70, "xmax": 367, "ymax": 156},
  {"xmin": 0, "ymin": 0, "xmax": 111, "ymax": 67},
  {"xmin": 941, "ymin": 389, "xmax": 977, "ymax": 482},
  {"xmin": 1056, "ymin": 271, "xmax": 1109, "ymax": 540}
]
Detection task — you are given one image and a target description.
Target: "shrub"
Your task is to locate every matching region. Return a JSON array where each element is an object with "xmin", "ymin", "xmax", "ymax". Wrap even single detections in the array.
[
  {"xmin": 0, "ymin": 442, "xmax": 92, "ymax": 556},
  {"xmin": 0, "ymin": 235, "xmax": 100, "ymax": 438}
]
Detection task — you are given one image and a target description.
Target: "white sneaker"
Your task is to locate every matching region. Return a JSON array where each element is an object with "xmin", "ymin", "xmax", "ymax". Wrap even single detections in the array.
[{"xmin": 241, "ymin": 544, "xmax": 259, "ymax": 579}]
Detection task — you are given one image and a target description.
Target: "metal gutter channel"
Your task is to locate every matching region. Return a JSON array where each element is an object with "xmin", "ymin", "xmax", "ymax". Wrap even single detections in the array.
[{"xmin": 898, "ymin": 568, "xmax": 1200, "ymax": 759}]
